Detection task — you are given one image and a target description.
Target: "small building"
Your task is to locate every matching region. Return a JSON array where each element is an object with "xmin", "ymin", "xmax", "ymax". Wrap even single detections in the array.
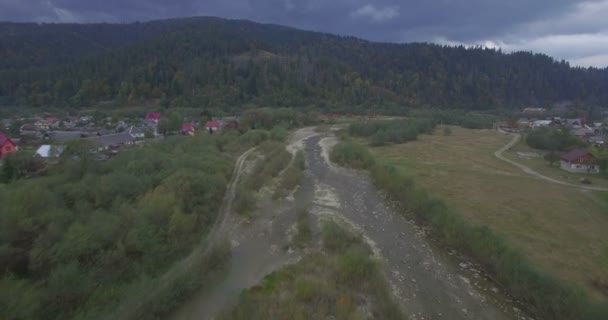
[
  {"xmin": 145, "ymin": 113, "xmax": 161, "ymax": 123},
  {"xmin": 0, "ymin": 133, "xmax": 17, "ymax": 159},
  {"xmin": 204, "ymin": 121, "xmax": 221, "ymax": 133},
  {"xmin": 565, "ymin": 118, "xmax": 584, "ymax": 128},
  {"xmin": 572, "ymin": 127, "xmax": 594, "ymax": 138},
  {"xmin": 589, "ymin": 136, "xmax": 605, "ymax": 147},
  {"xmin": 531, "ymin": 120, "xmax": 553, "ymax": 129},
  {"xmin": 34, "ymin": 119, "xmax": 51, "ymax": 131},
  {"xmin": 523, "ymin": 107, "xmax": 547, "ymax": 115},
  {"xmin": 129, "ymin": 126, "xmax": 146, "ymax": 139},
  {"xmin": 560, "ymin": 149, "xmax": 600, "ymax": 174},
  {"xmin": 87, "ymin": 132, "xmax": 136, "ymax": 152},
  {"xmin": 35, "ymin": 145, "xmax": 65, "ymax": 158},
  {"xmin": 181, "ymin": 124, "xmax": 195, "ymax": 136}
]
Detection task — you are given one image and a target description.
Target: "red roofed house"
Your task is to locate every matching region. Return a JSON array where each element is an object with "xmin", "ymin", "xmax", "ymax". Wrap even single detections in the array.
[
  {"xmin": 145, "ymin": 113, "xmax": 161, "ymax": 123},
  {"xmin": 560, "ymin": 149, "xmax": 599, "ymax": 174},
  {"xmin": 181, "ymin": 124, "xmax": 195, "ymax": 136},
  {"xmin": 205, "ymin": 121, "xmax": 221, "ymax": 133},
  {"xmin": 0, "ymin": 133, "xmax": 17, "ymax": 159}
]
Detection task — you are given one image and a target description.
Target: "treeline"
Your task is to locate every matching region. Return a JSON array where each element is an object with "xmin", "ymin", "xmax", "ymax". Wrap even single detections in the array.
[
  {"xmin": 526, "ymin": 127, "xmax": 587, "ymax": 151},
  {"xmin": 2, "ymin": 17, "xmax": 608, "ymax": 111},
  {"xmin": 408, "ymin": 109, "xmax": 499, "ymax": 129},
  {"xmin": 349, "ymin": 119, "xmax": 436, "ymax": 146},
  {"xmin": 331, "ymin": 137, "xmax": 608, "ymax": 320}
]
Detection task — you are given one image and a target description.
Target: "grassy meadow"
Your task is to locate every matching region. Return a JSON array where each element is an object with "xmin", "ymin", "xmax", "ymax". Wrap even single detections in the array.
[
  {"xmin": 369, "ymin": 126, "xmax": 608, "ymax": 301},
  {"xmin": 504, "ymin": 139, "xmax": 608, "ymax": 188}
]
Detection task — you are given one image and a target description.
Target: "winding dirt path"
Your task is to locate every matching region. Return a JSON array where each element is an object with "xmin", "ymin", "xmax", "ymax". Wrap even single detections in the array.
[
  {"xmin": 113, "ymin": 147, "xmax": 256, "ymax": 320},
  {"xmin": 494, "ymin": 130, "xmax": 608, "ymax": 192}
]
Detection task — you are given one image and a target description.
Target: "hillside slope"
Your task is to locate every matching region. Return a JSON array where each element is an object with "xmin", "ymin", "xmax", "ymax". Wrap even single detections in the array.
[{"xmin": 1, "ymin": 17, "xmax": 607, "ymax": 111}]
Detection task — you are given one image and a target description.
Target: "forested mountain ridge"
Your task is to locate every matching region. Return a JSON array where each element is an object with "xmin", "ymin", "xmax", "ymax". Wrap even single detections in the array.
[{"xmin": 1, "ymin": 16, "xmax": 607, "ymax": 112}]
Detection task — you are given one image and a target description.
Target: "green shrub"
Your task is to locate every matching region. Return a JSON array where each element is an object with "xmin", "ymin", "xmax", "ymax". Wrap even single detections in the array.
[
  {"xmin": 295, "ymin": 279, "xmax": 319, "ymax": 302},
  {"xmin": 349, "ymin": 119, "xmax": 436, "ymax": 145},
  {"xmin": 321, "ymin": 221, "xmax": 362, "ymax": 253},
  {"xmin": 527, "ymin": 127, "xmax": 586, "ymax": 151},
  {"xmin": 292, "ymin": 210, "xmax": 312, "ymax": 248},
  {"xmin": 273, "ymin": 151, "xmax": 305, "ymax": 199},
  {"xmin": 270, "ymin": 126, "xmax": 289, "ymax": 142},
  {"xmin": 337, "ymin": 248, "xmax": 376, "ymax": 284},
  {"xmin": 330, "ymin": 141, "xmax": 375, "ymax": 170}
]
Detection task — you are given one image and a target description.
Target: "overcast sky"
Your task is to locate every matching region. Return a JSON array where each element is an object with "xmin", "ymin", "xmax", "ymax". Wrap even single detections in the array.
[{"xmin": 1, "ymin": 0, "xmax": 608, "ymax": 68}]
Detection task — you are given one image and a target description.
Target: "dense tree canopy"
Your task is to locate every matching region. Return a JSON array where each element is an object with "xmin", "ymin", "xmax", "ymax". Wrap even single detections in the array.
[
  {"xmin": 0, "ymin": 135, "xmax": 240, "ymax": 319},
  {"xmin": 1, "ymin": 17, "xmax": 608, "ymax": 112}
]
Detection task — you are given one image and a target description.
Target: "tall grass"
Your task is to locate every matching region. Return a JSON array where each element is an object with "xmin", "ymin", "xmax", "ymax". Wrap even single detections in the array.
[
  {"xmin": 349, "ymin": 119, "xmax": 436, "ymax": 146},
  {"xmin": 330, "ymin": 140, "xmax": 375, "ymax": 170},
  {"xmin": 217, "ymin": 222, "xmax": 403, "ymax": 320},
  {"xmin": 236, "ymin": 141, "xmax": 292, "ymax": 215},
  {"xmin": 273, "ymin": 151, "xmax": 305, "ymax": 199},
  {"xmin": 331, "ymin": 134, "xmax": 608, "ymax": 320}
]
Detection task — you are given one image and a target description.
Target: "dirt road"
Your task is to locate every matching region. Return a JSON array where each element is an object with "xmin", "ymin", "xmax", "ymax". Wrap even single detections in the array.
[
  {"xmin": 112, "ymin": 147, "xmax": 256, "ymax": 320},
  {"xmin": 495, "ymin": 130, "xmax": 608, "ymax": 192}
]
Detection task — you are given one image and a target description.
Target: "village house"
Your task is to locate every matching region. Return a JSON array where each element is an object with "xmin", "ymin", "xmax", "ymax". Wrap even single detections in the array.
[
  {"xmin": 181, "ymin": 124, "xmax": 195, "ymax": 136},
  {"xmin": 87, "ymin": 132, "xmax": 137, "ymax": 152},
  {"xmin": 0, "ymin": 132, "xmax": 17, "ymax": 159},
  {"xmin": 35, "ymin": 145, "xmax": 65, "ymax": 159},
  {"xmin": 531, "ymin": 120, "xmax": 553, "ymax": 129},
  {"xmin": 34, "ymin": 119, "xmax": 51, "ymax": 131},
  {"xmin": 572, "ymin": 127, "xmax": 595, "ymax": 138},
  {"xmin": 565, "ymin": 118, "xmax": 584, "ymax": 128},
  {"xmin": 145, "ymin": 112, "xmax": 161, "ymax": 123},
  {"xmin": 523, "ymin": 107, "xmax": 547, "ymax": 116},
  {"xmin": 128, "ymin": 126, "xmax": 146, "ymax": 139},
  {"xmin": 560, "ymin": 149, "xmax": 600, "ymax": 174},
  {"xmin": 204, "ymin": 120, "xmax": 221, "ymax": 133}
]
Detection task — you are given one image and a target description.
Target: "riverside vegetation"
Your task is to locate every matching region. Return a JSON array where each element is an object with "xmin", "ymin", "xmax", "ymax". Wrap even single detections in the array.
[
  {"xmin": 217, "ymin": 221, "xmax": 404, "ymax": 320},
  {"xmin": 0, "ymin": 108, "xmax": 314, "ymax": 320},
  {"xmin": 330, "ymin": 120, "xmax": 608, "ymax": 320}
]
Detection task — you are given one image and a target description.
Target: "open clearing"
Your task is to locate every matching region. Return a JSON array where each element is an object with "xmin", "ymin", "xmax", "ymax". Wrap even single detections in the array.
[{"xmin": 371, "ymin": 126, "xmax": 608, "ymax": 301}]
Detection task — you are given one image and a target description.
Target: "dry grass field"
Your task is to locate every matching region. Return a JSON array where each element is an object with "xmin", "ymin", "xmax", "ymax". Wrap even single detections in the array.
[{"xmin": 371, "ymin": 126, "xmax": 608, "ymax": 301}]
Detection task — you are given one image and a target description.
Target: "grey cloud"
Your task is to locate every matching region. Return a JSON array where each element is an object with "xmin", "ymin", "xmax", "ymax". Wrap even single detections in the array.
[
  {"xmin": 351, "ymin": 4, "xmax": 400, "ymax": 22},
  {"xmin": 0, "ymin": 0, "xmax": 606, "ymax": 66}
]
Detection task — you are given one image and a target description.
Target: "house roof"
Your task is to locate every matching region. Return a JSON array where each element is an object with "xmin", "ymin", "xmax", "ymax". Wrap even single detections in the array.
[
  {"xmin": 181, "ymin": 124, "xmax": 195, "ymax": 132},
  {"xmin": 561, "ymin": 149, "xmax": 594, "ymax": 162},
  {"xmin": 129, "ymin": 126, "xmax": 145, "ymax": 136},
  {"xmin": 87, "ymin": 132, "xmax": 135, "ymax": 147},
  {"xmin": 205, "ymin": 121, "xmax": 221, "ymax": 128},
  {"xmin": 35, "ymin": 145, "xmax": 65, "ymax": 158},
  {"xmin": 145, "ymin": 112, "xmax": 161, "ymax": 120}
]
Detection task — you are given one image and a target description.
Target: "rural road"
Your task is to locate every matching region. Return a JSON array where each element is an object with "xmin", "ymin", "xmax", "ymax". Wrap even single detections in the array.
[
  {"xmin": 495, "ymin": 130, "xmax": 608, "ymax": 192},
  {"xmin": 113, "ymin": 147, "xmax": 257, "ymax": 320}
]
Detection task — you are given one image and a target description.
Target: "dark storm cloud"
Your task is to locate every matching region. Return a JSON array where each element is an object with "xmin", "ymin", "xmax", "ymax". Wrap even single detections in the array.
[{"xmin": 1, "ymin": 0, "xmax": 607, "ymax": 67}]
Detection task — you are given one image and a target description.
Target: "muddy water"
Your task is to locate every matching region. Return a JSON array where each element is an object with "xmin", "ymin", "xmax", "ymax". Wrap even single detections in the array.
[{"xmin": 169, "ymin": 131, "xmax": 530, "ymax": 320}]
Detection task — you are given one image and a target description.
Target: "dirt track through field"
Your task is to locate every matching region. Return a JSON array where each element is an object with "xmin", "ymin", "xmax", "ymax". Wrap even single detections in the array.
[{"xmin": 495, "ymin": 129, "xmax": 608, "ymax": 192}]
